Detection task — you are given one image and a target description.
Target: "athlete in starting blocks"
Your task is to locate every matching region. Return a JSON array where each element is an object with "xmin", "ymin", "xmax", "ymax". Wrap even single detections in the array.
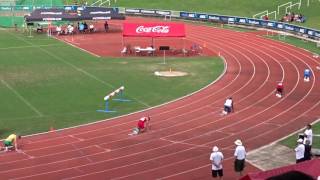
[{"xmin": 304, "ymin": 68, "xmax": 311, "ymax": 82}]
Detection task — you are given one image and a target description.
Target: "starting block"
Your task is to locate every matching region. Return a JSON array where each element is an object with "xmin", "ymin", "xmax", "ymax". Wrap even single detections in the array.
[
  {"xmin": 1, "ymin": 146, "xmax": 15, "ymax": 152},
  {"xmin": 128, "ymin": 128, "xmax": 140, "ymax": 136}
]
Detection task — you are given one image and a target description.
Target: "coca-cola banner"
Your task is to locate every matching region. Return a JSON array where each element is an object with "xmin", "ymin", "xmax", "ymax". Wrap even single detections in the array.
[{"xmin": 123, "ymin": 23, "xmax": 185, "ymax": 37}]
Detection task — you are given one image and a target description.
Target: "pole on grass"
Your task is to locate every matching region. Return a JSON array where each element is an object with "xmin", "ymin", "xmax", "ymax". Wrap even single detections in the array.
[{"xmin": 163, "ymin": 50, "xmax": 166, "ymax": 64}]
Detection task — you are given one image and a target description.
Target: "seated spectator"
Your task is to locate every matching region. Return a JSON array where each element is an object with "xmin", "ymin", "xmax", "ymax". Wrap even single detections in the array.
[
  {"xmin": 79, "ymin": 23, "xmax": 84, "ymax": 33},
  {"xmin": 36, "ymin": 24, "xmax": 43, "ymax": 33},
  {"xmin": 262, "ymin": 15, "xmax": 269, "ymax": 20},
  {"xmin": 104, "ymin": 21, "xmax": 109, "ymax": 32},
  {"xmin": 121, "ymin": 46, "xmax": 127, "ymax": 55},
  {"xmin": 56, "ymin": 25, "xmax": 62, "ymax": 35},
  {"xmin": 67, "ymin": 24, "xmax": 74, "ymax": 35},
  {"xmin": 83, "ymin": 22, "xmax": 88, "ymax": 32},
  {"xmin": 89, "ymin": 24, "xmax": 95, "ymax": 32}
]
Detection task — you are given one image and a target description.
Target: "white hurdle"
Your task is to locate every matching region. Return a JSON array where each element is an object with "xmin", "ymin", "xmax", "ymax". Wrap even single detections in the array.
[{"xmin": 97, "ymin": 86, "xmax": 130, "ymax": 113}]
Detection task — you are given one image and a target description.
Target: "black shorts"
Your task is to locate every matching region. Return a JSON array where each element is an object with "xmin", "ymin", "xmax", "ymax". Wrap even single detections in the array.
[
  {"xmin": 224, "ymin": 106, "xmax": 231, "ymax": 113},
  {"xmin": 276, "ymin": 88, "xmax": 283, "ymax": 94},
  {"xmin": 212, "ymin": 169, "xmax": 223, "ymax": 177},
  {"xmin": 234, "ymin": 159, "xmax": 245, "ymax": 172}
]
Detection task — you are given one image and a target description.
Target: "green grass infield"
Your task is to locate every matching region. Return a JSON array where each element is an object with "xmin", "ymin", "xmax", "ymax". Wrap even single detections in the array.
[{"xmin": 0, "ymin": 29, "xmax": 224, "ymax": 137}]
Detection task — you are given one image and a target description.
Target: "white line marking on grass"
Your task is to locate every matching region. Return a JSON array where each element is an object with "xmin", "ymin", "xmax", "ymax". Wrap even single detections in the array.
[
  {"xmin": 6, "ymin": 31, "xmax": 151, "ymax": 108},
  {"xmin": 1, "ymin": 79, "xmax": 43, "ymax": 117},
  {"xmin": 53, "ymin": 36, "xmax": 100, "ymax": 58},
  {"xmin": 0, "ymin": 44, "xmax": 62, "ymax": 50}
]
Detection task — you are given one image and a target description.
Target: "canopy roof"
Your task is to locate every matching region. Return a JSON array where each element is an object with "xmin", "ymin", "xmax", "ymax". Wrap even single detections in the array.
[{"xmin": 123, "ymin": 23, "xmax": 186, "ymax": 38}]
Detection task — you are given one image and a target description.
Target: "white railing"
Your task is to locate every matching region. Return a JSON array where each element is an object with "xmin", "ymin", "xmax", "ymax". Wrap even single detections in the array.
[
  {"xmin": 91, "ymin": 0, "xmax": 117, "ymax": 6},
  {"xmin": 268, "ymin": 10, "xmax": 277, "ymax": 20},
  {"xmin": 278, "ymin": 2, "xmax": 292, "ymax": 14},
  {"xmin": 253, "ymin": 10, "xmax": 268, "ymax": 19}
]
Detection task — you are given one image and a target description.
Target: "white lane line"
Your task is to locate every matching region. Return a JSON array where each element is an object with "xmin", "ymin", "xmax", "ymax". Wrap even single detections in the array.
[
  {"xmin": 0, "ymin": 79, "xmax": 43, "ymax": 117},
  {"xmin": 0, "ymin": 44, "xmax": 62, "ymax": 50},
  {"xmin": 159, "ymin": 138, "xmax": 209, "ymax": 148}
]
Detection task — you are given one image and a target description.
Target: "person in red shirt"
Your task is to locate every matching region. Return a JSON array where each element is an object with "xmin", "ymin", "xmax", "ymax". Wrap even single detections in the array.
[
  {"xmin": 137, "ymin": 116, "xmax": 150, "ymax": 133},
  {"xmin": 276, "ymin": 82, "xmax": 284, "ymax": 98},
  {"xmin": 129, "ymin": 116, "xmax": 151, "ymax": 135}
]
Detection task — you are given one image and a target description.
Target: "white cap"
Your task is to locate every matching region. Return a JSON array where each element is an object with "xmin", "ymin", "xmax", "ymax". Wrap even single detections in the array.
[
  {"xmin": 212, "ymin": 146, "xmax": 219, "ymax": 152},
  {"xmin": 297, "ymin": 139, "xmax": 303, "ymax": 143},
  {"xmin": 234, "ymin": 139, "xmax": 242, "ymax": 146}
]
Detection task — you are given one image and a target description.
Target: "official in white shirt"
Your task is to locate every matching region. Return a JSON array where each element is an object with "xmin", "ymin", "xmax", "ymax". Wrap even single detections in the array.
[
  {"xmin": 210, "ymin": 146, "xmax": 224, "ymax": 179},
  {"xmin": 295, "ymin": 138, "xmax": 305, "ymax": 163},
  {"xmin": 304, "ymin": 124, "xmax": 313, "ymax": 146},
  {"xmin": 234, "ymin": 139, "xmax": 246, "ymax": 176}
]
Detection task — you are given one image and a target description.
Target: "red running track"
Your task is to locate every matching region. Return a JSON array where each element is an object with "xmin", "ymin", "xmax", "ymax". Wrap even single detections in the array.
[{"xmin": 1, "ymin": 17, "xmax": 320, "ymax": 180}]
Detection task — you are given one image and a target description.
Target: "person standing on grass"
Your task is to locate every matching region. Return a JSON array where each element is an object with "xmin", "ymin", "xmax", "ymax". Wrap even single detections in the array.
[
  {"xmin": 234, "ymin": 139, "xmax": 246, "ymax": 176},
  {"xmin": 303, "ymin": 139, "xmax": 312, "ymax": 161},
  {"xmin": 304, "ymin": 124, "xmax": 313, "ymax": 147},
  {"xmin": 295, "ymin": 138, "xmax": 305, "ymax": 163},
  {"xmin": 210, "ymin": 146, "xmax": 224, "ymax": 179}
]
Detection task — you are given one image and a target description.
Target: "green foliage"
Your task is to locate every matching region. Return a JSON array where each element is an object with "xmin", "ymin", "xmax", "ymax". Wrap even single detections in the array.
[{"xmin": 0, "ymin": 30, "xmax": 223, "ymax": 137}]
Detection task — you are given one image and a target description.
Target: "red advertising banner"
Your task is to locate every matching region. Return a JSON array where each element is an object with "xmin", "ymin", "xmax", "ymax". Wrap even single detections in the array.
[{"xmin": 123, "ymin": 23, "xmax": 186, "ymax": 37}]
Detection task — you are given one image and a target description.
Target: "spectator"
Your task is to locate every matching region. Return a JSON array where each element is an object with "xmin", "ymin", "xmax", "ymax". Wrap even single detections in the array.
[
  {"xmin": 89, "ymin": 24, "xmax": 95, "ymax": 32},
  {"xmin": 83, "ymin": 22, "xmax": 88, "ymax": 32},
  {"xmin": 262, "ymin": 15, "xmax": 269, "ymax": 20},
  {"xmin": 304, "ymin": 124, "xmax": 313, "ymax": 147},
  {"xmin": 295, "ymin": 138, "xmax": 305, "ymax": 163},
  {"xmin": 79, "ymin": 23, "xmax": 85, "ymax": 33},
  {"xmin": 36, "ymin": 23, "xmax": 43, "ymax": 33},
  {"xmin": 104, "ymin": 21, "xmax": 109, "ymax": 32},
  {"xmin": 234, "ymin": 139, "xmax": 246, "ymax": 176},
  {"xmin": 67, "ymin": 24, "xmax": 74, "ymax": 35},
  {"xmin": 56, "ymin": 25, "xmax": 62, "ymax": 35},
  {"xmin": 303, "ymin": 139, "xmax": 312, "ymax": 161},
  {"xmin": 210, "ymin": 146, "xmax": 224, "ymax": 179}
]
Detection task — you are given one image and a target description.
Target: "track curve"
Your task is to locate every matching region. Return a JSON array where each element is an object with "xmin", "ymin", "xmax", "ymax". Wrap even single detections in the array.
[{"xmin": 1, "ymin": 17, "xmax": 320, "ymax": 180}]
